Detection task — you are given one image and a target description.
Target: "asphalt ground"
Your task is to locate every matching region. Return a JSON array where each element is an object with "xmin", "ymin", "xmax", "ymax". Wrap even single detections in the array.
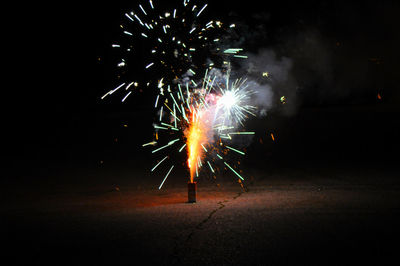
[{"xmin": 3, "ymin": 160, "xmax": 399, "ymax": 265}]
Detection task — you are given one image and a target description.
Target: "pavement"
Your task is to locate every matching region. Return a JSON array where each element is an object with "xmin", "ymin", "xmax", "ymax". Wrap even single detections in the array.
[{"xmin": 2, "ymin": 160, "xmax": 400, "ymax": 265}]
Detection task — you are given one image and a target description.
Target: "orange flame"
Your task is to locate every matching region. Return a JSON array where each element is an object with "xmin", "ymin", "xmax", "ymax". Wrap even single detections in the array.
[{"xmin": 187, "ymin": 110, "xmax": 207, "ymax": 183}]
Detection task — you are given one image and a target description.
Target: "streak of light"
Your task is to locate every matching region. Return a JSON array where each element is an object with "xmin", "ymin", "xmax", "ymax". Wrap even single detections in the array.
[
  {"xmin": 158, "ymin": 165, "xmax": 174, "ymax": 189},
  {"xmin": 154, "ymin": 125, "xmax": 168, "ymax": 130},
  {"xmin": 229, "ymin": 132, "xmax": 255, "ymax": 135},
  {"xmin": 125, "ymin": 82, "xmax": 135, "ymax": 90},
  {"xmin": 151, "ymin": 156, "xmax": 168, "ymax": 172},
  {"xmin": 139, "ymin": 4, "xmax": 147, "ymax": 15},
  {"xmin": 152, "ymin": 139, "xmax": 179, "ymax": 153},
  {"xmin": 145, "ymin": 62, "xmax": 154, "ymax": 68},
  {"xmin": 179, "ymin": 143, "xmax": 186, "ymax": 152},
  {"xmin": 207, "ymin": 161, "xmax": 215, "ymax": 173},
  {"xmin": 121, "ymin": 91, "xmax": 132, "ymax": 102},
  {"xmin": 154, "ymin": 95, "xmax": 159, "ymax": 108},
  {"xmin": 125, "ymin": 13, "xmax": 134, "ymax": 21},
  {"xmin": 201, "ymin": 143, "xmax": 208, "ymax": 152},
  {"xmin": 226, "ymin": 146, "xmax": 245, "ymax": 155},
  {"xmin": 196, "ymin": 4, "xmax": 207, "ymax": 17},
  {"xmin": 134, "ymin": 14, "xmax": 144, "ymax": 26},
  {"xmin": 142, "ymin": 141, "xmax": 157, "ymax": 147},
  {"xmin": 101, "ymin": 83, "xmax": 126, "ymax": 99},
  {"xmin": 224, "ymin": 162, "xmax": 244, "ymax": 180},
  {"xmin": 233, "ymin": 55, "xmax": 248, "ymax": 58},
  {"xmin": 159, "ymin": 106, "xmax": 163, "ymax": 121}
]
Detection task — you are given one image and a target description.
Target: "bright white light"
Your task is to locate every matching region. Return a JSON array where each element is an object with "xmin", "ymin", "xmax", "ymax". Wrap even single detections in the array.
[
  {"xmin": 213, "ymin": 76, "xmax": 257, "ymax": 126},
  {"xmin": 219, "ymin": 91, "xmax": 236, "ymax": 109}
]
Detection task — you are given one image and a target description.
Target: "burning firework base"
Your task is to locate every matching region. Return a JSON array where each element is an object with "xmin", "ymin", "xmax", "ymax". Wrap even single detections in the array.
[{"xmin": 187, "ymin": 181, "xmax": 197, "ymax": 203}]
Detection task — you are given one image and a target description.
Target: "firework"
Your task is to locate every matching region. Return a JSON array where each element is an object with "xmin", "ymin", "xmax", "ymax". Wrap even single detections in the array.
[
  {"xmin": 102, "ymin": 0, "xmax": 257, "ymax": 190},
  {"xmin": 147, "ymin": 67, "xmax": 256, "ymax": 189}
]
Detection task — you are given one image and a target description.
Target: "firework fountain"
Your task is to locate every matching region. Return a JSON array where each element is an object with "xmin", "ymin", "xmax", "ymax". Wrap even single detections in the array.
[{"xmin": 102, "ymin": 0, "xmax": 259, "ymax": 202}]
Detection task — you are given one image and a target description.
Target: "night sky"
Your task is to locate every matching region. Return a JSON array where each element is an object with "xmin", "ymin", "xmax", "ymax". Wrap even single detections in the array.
[{"xmin": 8, "ymin": 0, "xmax": 399, "ymax": 171}]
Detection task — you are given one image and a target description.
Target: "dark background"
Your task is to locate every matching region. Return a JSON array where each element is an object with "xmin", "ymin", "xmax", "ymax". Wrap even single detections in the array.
[
  {"xmin": 7, "ymin": 0, "xmax": 399, "ymax": 177},
  {"xmin": 3, "ymin": 1, "xmax": 400, "ymax": 265}
]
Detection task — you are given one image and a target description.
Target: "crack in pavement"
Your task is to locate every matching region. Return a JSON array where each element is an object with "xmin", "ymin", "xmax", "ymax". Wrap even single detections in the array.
[{"xmin": 170, "ymin": 190, "xmax": 245, "ymax": 265}]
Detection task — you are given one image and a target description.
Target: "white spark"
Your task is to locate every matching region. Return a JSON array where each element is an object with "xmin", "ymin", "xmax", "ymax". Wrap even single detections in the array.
[
  {"xmin": 196, "ymin": 4, "xmax": 207, "ymax": 17},
  {"xmin": 125, "ymin": 13, "xmax": 134, "ymax": 21},
  {"xmin": 158, "ymin": 165, "xmax": 174, "ymax": 189},
  {"xmin": 139, "ymin": 4, "xmax": 147, "ymax": 15},
  {"xmin": 121, "ymin": 91, "xmax": 132, "ymax": 102},
  {"xmin": 145, "ymin": 62, "xmax": 154, "ymax": 69}
]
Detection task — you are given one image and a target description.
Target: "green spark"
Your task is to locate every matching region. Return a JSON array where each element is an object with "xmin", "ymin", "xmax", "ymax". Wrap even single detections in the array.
[
  {"xmin": 226, "ymin": 146, "xmax": 245, "ymax": 155},
  {"xmin": 224, "ymin": 162, "xmax": 244, "ymax": 180}
]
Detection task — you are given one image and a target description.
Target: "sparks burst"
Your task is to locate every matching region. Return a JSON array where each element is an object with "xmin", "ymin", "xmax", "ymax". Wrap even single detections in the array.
[
  {"xmin": 102, "ymin": 0, "xmax": 256, "ymax": 189},
  {"xmin": 102, "ymin": 0, "xmax": 245, "ymax": 103},
  {"xmin": 146, "ymin": 68, "xmax": 256, "ymax": 189}
]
